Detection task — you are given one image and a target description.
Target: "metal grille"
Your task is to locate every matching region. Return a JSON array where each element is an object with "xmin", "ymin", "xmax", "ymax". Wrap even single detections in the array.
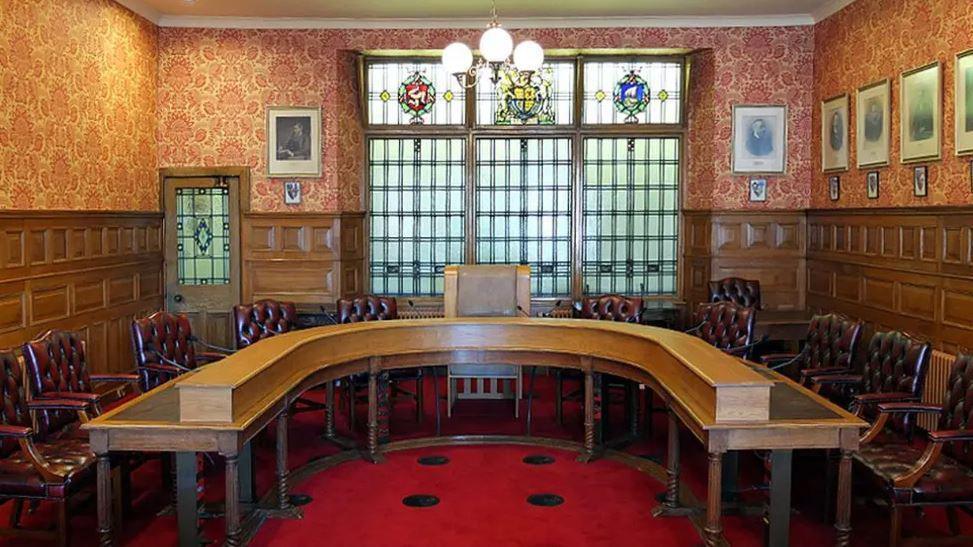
[
  {"xmin": 475, "ymin": 138, "xmax": 572, "ymax": 296},
  {"xmin": 176, "ymin": 186, "xmax": 231, "ymax": 285},
  {"xmin": 366, "ymin": 61, "xmax": 465, "ymax": 125},
  {"xmin": 583, "ymin": 61, "xmax": 683, "ymax": 125},
  {"xmin": 369, "ymin": 138, "xmax": 466, "ymax": 295},
  {"xmin": 582, "ymin": 137, "xmax": 679, "ymax": 295},
  {"xmin": 476, "ymin": 61, "xmax": 575, "ymax": 126}
]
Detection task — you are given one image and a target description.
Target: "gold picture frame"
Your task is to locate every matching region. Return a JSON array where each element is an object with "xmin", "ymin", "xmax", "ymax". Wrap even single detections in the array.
[
  {"xmin": 900, "ymin": 62, "xmax": 941, "ymax": 164},
  {"xmin": 955, "ymin": 49, "xmax": 973, "ymax": 156},
  {"xmin": 856, "ymin": 79, "xmax": 890, "ymax": 168},
  {"xmin": 821, "ymin": 93, "xmax": 849, "ymax": 172},
  {"xmin": 267, "ymin": 106, "xmax": 323, "ymax": 178}
]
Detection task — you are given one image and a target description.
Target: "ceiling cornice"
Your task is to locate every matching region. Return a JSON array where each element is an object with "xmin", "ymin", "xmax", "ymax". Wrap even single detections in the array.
[
  {"xmin": 810, "ymin": 0, "xmax": 857, "ymax": 22},
  {"xmin": 114, "ymin": 0, "xmax": 162, "ymax": 24}
]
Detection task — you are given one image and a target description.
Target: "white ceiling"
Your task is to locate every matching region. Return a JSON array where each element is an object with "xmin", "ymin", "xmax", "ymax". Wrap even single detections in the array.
[{"xmin": 116, "ymin": 0, "xmax": 856, "ymax": 27}]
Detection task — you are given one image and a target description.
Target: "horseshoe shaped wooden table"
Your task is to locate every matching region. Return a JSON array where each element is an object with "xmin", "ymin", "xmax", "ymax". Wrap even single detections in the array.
[{"xmin": 85, "ymin": 318, "xmax": 865, "ymax": 547}]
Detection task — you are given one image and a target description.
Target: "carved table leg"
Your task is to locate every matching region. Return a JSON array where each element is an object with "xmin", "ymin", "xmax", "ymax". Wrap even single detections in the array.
[
  {"xmin": 268, "ymin": 411, "xmax": 304, "ymax": 519},
  {"xmin": 224, "ymin": 454, "xmax": 241, "ymax": 547},
  {"xmin": 705, "ymin": 450, "xmax": 726, "ymax": 547},
  {"xmin": 577, "ymin": 369, "xmax": 597, "ymax": 463},
  {"xmin": 653, "ymin": 410, "xmax": 695, "ymax": 517},
  {"xmin": 377, "ymin": 371, "xmax": 391, "ymax": 444},
  {"xmin": 365, "ymin": 364, "xmax": 385, "ymax": 463},
  {"xmin": 97, "ymin": 453, "xmax": 113, "ymax": 547},
  {"xmin": 324, "ymin": 380, "xmax": 336, "ymax": 438},
  {"xmin": 835, "ymin": 449, "xmax": 853, "ymax": 547},
  {"xmin": 175, "ymin": 452, "xmax": 199, "ymax": 547}
]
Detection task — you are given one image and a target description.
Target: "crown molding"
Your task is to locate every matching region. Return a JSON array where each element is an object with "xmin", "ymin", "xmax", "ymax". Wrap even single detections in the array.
[
  {"xmin": 154, "ymin": 14, "xmax": 817, "ymax": 30},
  {"xmin": 810, "ymin": 0, "xmax": 857, "ymax": 22},
  {"xmin": 114, "ymin": 0, "xmax": 162, "ymax": 24}
]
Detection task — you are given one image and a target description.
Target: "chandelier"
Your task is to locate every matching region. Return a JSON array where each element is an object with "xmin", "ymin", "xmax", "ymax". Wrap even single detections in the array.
[{"xmin": 441, "ymin": 0, "xmax": 544, "ymax": 88}]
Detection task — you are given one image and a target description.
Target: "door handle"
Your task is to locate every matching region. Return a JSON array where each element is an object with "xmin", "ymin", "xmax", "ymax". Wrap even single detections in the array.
[{"xmin": 173, "ymin": 294, "xmax": 184, "ymax": 303}]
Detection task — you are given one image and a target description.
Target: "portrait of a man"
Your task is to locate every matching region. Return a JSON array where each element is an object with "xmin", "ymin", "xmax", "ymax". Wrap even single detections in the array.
[
  {"xmin": 913, "ymin": 166, "xmax": 928, "ymax": 197},
  {"xmin": 901, "ymin": 63, "xmax": 940, "ymax": 163},
  {"xmin": 910, "ymin": 85, "xmax": 935, "ymax": 141},
  {"xmin": 745, "ymin": 118, "xmax": 774, "ymax": 157},
  {"xmin": 864, "ymin": 98, "xmax": 884, "ymax": 142},
  {"xmin": 276, "ymin": 116, "xmax": 312, "ymax": 161},
  {"xmin": 829, "ymin": 111, "xmax": 844, "ymax": 151},
  {"xmin": 965, "ymin": 67, "xmax": 973, "ymax": 132}
]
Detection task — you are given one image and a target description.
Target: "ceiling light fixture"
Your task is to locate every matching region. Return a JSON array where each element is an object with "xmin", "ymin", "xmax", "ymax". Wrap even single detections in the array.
[{"xmin": 441, "ymin": 0, "xmax": 544, "ymax": 89}]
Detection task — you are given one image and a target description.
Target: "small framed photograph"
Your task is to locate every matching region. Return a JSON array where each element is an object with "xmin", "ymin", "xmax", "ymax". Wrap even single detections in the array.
[
  {"xmin": 956, "ymin": 49, "xmax": 973, "ymax": 155},
  {"xmin": 913, "ymin": 166, "xmax": 928, "ymax": 197},
  {"xmin": 821, "ymin": 94, "xmax": 849, "ymax": 172},
  {"xmin": 284, "ymin": 181, "xmax": 302, "ymax": 205},
  {"xmin": 268, "ymin": 106, "xmax": 322, "ymax": 177},
  {"xmin": 828, "ymin": 175, "xmax": 840, "ymax": 201},
  {"xmin": 866, "ymin": 171, "xmax": 880, "ymax": 199},
  {"xmin": 857, "ymin": 79, "xmax": 891, "ymax": 168},
  {"xmin": 748, "ymin": 178, "xmax": 767, "ymax": 202},
  {"xmin": 969, "ymin": 159, "xmax": 973, "ymax": 190},
  {"xmin": 900, "ymin": 62, "xmax": 941, "ymax": 163},
  {"xmin": 732, "ymin": 105, "xmax": 787, "ymax": 174}
]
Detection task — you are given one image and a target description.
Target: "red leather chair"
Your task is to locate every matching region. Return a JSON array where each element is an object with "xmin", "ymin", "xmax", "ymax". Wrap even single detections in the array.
[
  {"xmin": 233, "ymin": 299, "xmax": 298, "ymax": 348},
  {"xmin": 709, "ymin": 277, "xmax": 761, "ymax": 309},
  {"xmin": 760, "ymin": 313, "xmax": 863, "ymax": 383},
  {"xmin": 687, "ymin": 301, "xmax": 759, "ymax": 360},
  {"xmin": 0, "ymin": 348, "xmax": 98, "ymax": 546},
  {"xmin": 130, "ymin": 311, "xmax": 226, "ymax": 391},
  {"xmin": 337, "ymin": 296, "xmax": 424, "ymax": 433},
  {"xmin": 21, "ymin": 330, "xmax": 140, "ymax": 420},
  {"xmin": 574, "ymin": 294, "xmax": 644, "ymax": 323},
  {"xmin": 853, "ymin": 354, "xmax": 973, "ymax": 546}
]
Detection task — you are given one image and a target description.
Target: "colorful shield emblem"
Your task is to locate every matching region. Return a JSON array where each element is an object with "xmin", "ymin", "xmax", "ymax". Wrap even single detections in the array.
[
  {"xmin": 613, "ymin": 71, "xmax": 650, "ymax": 123},
  {"xmin": 398, "ymin": 72, "xmax": 437, "ymax": 124}
]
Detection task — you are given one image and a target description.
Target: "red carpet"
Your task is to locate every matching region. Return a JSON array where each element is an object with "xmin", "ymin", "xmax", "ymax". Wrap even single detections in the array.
[{"xmin": 0, "ymin": 374, "xmax": 971, "ymax": 546}]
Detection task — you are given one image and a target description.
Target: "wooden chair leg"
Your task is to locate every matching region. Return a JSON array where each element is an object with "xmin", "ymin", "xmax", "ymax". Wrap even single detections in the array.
[
  {"xmin": 555, "ymin": 370, "xmax": 563, "ymax": 425},
  {"xmin": 889, "ymin": 506, "xmax": 902, "ymax": 547},
  {"xmin": 56, "ymin": 499, "xmax": 68, "ymax": 547},
  {"xmin": 415, "ymin": 375, "xmax": 424, "ymax": 423},
  {"xmin": 347, "ymin": 381, "xmax": 356, "ymax": 432}
]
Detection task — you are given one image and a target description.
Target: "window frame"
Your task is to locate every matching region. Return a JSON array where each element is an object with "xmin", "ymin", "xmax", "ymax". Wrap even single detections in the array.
[{"xmin": 361, "ymin": 53, "xmax": 689, "ymax": 304}]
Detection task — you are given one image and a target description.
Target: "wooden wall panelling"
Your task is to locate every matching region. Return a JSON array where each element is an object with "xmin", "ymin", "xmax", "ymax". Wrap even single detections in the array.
[
  {"xmin": 241, "ymin": 212, "xmax": 365, "ymax": 309},
  {"xmin": 0, "ymin": 211, "xmax": 164, "ymax": 375}
]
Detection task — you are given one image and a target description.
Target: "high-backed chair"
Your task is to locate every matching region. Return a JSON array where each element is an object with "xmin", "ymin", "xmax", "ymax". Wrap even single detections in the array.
[
  {"xmin": 337, "ymin": 295, "xmax": 424, "ymax": 432},
  {"xmin": 0, "ymin": 348, "xmax": 98, "ymax": 546},
  {"xmin": 444, "ymin": 265, "xmax": 530, "ymax": 418},
  {"xmin": 812, "ymin": 330, "xmax": 931, "ymax": 426},
  {"xmin": 131, "ymin": 311, "xmax": 226, "ymax": 392},
  {"xmin": 760, "ymin": 313, "xmax": 864, "ymax": 383},
  {"xmin": 233, "ymin": 299, "xmax": 298, "ymax": 348},
  {"xmin": 709, "ymin": 277, "xmax": 762, "ymax": 309},
  {"xmin": 21, "ymin": 330, "xmax": 140, "ymax": 422},
  {"xmin": 853, "ymin": 353, "xmax": 973, "ymax": 546},
  {"xmin": 687, "ymin": 301, "xmax": 759, "ymax": 360}
]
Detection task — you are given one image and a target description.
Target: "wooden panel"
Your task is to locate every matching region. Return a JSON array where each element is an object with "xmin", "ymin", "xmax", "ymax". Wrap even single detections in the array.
[
  {"xmin": 899, "ymin": 283, "xmax": 936, "ymax": 321},
  {"xmin": 0, "ymin": 211, "xmax": 164, "ymax": 374},
  {"xmin": 862, "ymin": 276, "xmax": 895, "ymax": 312}
]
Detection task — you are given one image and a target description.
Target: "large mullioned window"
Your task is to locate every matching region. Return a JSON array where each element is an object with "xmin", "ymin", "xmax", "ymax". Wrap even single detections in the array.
[{"xmin": 365, "ymin": 56, "xmax": 685, "ymax": 299}]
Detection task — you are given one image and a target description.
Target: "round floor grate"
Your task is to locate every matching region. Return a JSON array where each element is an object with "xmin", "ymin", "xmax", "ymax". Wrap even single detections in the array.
[
  {"xmin": 417, "ymin": 455, "xmax": 450, "ymax": 466},
  {"xmin": 522, "ymin": 454, "xmax": 555, "ymax": 465},
  {"xmin": 402, "ymin": 494, "xmax": 440, "ymax": 507},
  {"xmin": 527, "ymin": 493, "xmax": 564, "ymax": 507}
]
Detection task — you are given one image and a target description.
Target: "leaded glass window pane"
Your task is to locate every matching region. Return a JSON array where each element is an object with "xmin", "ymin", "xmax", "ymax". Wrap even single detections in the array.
[
  {"xmin": 582, "ymin": 137, "xmax": 679, "ymax": 295},
  {"xmin": 475, "ymin": 138, "xmax": 572, "ymax": 296},
  {"xmin": 583, "ymin": 61, "xmax": 683, "ymax": 125},
  {"xmin": 366, "ymin": 61, "xmax": 465, "ymax": 125},
  {"xmin": 369, "ymin": 138, "xmax": 466, "ymax": 296},
  {"xmin": 476, "ymin": 61, "xmax": 575, "ymax": 126},
  {"xmin": 176, "ymin": 187, "xmax": 231, "ymax": 285}
]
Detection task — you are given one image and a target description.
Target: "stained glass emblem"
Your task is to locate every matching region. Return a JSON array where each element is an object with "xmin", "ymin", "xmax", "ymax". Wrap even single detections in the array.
[
  {"xmin": 613, "ymin": 70, "xmax": 650, "ymax": 123},
  {"xmin": 398, "ymin": 71, "xmax": 437, "ymax": 124},
  {"xmin": 495, "ymin": 68, "xmax": 554, "ymax": 125}
]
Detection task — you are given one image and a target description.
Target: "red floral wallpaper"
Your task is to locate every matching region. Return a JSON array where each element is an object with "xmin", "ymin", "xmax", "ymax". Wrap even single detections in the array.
[
  {"xmin": 157, "ymin": 26, "xmax": 814, "ymax": 212},
  {"xmin": 813, "ymin": 0, "xmax": 973, "ymax": 208},
  {"xmin": 0, "ymin": 0, "xmax": 158, "ymax": 210}
]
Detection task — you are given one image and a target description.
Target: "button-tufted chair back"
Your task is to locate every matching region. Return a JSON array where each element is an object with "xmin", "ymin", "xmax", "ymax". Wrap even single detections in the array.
[
  {"xmin": 800, "ymin": 313, "xmax": 864, "ymax": 373},
  {"xmin": 0, "ymin": 350, "xmax": 32, "ymax": 457},
  {"xmin": 131, "ymin": 311, "xmax": 198, "ymax": 391},
  {"xmin": 861, "ymin": 330, "xmax": 930, "ymax": 398},
  {"xmin": 709, "ymin": 277, "xmax": 762, "ymax": 309},
  {"xmin": 576, "ymin": 294, "xmax": 644, "ymax": 323},
  {"xmin": 937, "ymin": 354, "xmax": 973, "ymax": 465},
  {"xmin": 691, "ymin": 302, "xmax": 757, "ymax": 357},
  {"xmin": 21, "ymin": 330, "xmax": 94, "ymax": 436},
  {"xmin": 337, "ymin": 295, "xmax": 398, "ymax": 323},
  {"xmin": 233, "ymin": 300, "xmax": 297, "ymax": 348}
]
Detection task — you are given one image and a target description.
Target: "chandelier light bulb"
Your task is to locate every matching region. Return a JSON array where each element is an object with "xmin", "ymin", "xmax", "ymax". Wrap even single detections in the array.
[
  {"xmin": 442, "ymin": 42, "xmax": 474, "ymax": 74},
  {"xmin": 479, "ymin": 26, "xmax": 513, "ymax": 63},
  {"xmin": 513, "ymin": 40, "xmax": 544, "ymax": 73}
]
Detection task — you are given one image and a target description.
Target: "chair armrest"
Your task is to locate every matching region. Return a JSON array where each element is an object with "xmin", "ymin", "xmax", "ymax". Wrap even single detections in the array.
[
  {"xmin": 800, "ymin": 367, "xmax": 853, "ymax": 379},
  {"xmin": 861, "ymin": 403, "xmax": 942, "ymax": 444},
  {"xmin": 854, "ymin": 392, "xmax": 918, "ymax": 406},
  {"xmin": 143, "ymin": 363, "xmax": 184, "ymax": 375},
  {"xmin": 37, "ymin": 391, "xmax": 102, "ymax": 404},
  {"xmin": 929, "ymin": 429, "xmax": 973, "ymax": 443},
  {"xmin": 760, "ymin": 353, "xmax": 798, "ymax": 365},
  {"xmin": 887, "ymin": 428, "xmax": 973, "ymax": 488},
  {"xmin": 811, "ymin": 374, "xmax": 862, "ymax": 386},
  {"xmin": 196, "ymin": 352, "xmax": 226, "ymax": 364},
  {"xmin": 0, "ymin": 425, "xmax": 32, "ymax": 439},
  {"xmin": 90, "ymin": 373, "xmax": 140, "ymax": 385},
  {"xmin": 27, "ymin": 398, "xmax": 93, "ymax": 412}
]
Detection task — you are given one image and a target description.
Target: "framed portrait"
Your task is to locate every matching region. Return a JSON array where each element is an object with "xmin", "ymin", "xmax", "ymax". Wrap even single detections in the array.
[
  {"xmin": 267, "ymin": 106, "xmax": 322, "ymax": 177},
  {"xmin": 913, "ymin": 166, "xmax": 928, "ymax": 197},
  {"xmin": 821, "ymin": 94, "xmax": 849, "ymax": 172},
  {"xmin": 732, "ymin": 105, "xmax": 787, "ymax": 174},
  {"xmin": 900, "ymin": 62, "xmax": 941, "ymax": 163},
  {"xmin": 828, "ymin": 175, "xmax": 840, "ymax": 201},
  {"xmin": 857, "ymin": 79, "xmax": 890, "ymax": 168},
  {"xmin": 866, "ymin": 171, "xmax": 879, "ymax": 199},
  {"xmin": 955, "ymin": 50, "xmax": 973, "ymax": 155},
  {"xmin": 284, "ymin": 181, "xmax": 302, "ymax": 205},
  {"xmin": 748, "ymin": 178, "xmax": 767, "ymax": 202}
]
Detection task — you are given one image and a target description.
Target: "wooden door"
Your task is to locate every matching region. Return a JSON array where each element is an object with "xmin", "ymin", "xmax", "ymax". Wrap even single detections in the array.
[{"xmin": 161, "ymin": 170, "xmax": 244, "ymax": 349}]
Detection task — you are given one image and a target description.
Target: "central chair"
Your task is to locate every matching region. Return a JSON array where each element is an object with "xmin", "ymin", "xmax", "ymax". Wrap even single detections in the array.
[{"xmin": 444, "ymin": 265, "xmax": 530, "ymax": 418}]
